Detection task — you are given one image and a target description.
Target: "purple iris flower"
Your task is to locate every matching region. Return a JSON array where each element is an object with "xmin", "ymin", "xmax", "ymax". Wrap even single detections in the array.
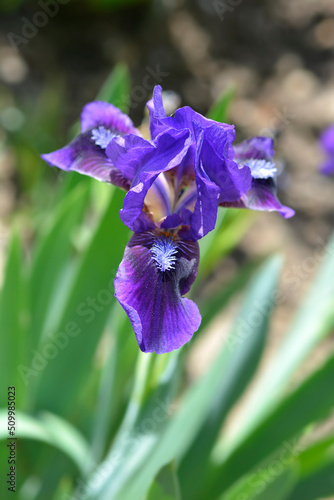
[
  {"xmin": 42, "ymin": 86, "xmax": 293, "ymax": 354},
  {"xmin": 320, "ymin": 124, "xmax": 334, "ymax": 175}
]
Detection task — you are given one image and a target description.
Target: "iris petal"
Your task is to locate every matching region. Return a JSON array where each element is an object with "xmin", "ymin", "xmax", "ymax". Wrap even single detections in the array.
[
  {"xmin": 234, "ymin": 137, "xmax": 275, "ymax": 161},
  {"xmin": 42, "ymin": 101, "xmax": 141, "ymax": 188},
  {"xmin": 117, "ymin": 129, "xmax": 192, "ymax": 231},
  {"xmin": 220, "ymin": 178, "xmax": 295, "ymax": 218},
  {"xmin": 41, "ymin": 131, "xmax": 124, "ymax": 185},
  {"xmin": 80, "ymin": 101, "xmax": 139, "ymax": 136},
  {"xmin": 114, "ymin": 232, "xmax": 201, "ymax": 354},
  {"xmin": 226, "ymin": 137, "xmax": 294, "ymax": 218}
]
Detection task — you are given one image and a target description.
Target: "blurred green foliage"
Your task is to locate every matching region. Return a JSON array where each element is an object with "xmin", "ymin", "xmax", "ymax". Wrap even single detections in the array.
[{"xmin": 1, "ymin": 65, "xmax": 334, "ymax": 500}]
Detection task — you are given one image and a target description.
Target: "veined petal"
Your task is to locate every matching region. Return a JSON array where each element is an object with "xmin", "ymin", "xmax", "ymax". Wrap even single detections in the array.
[
  {"xmin": 80, "ymin": 101, "xmax": 139, "ymax": 136},
  {"xmin": 114, "ymin": 231, "xmax": 201, "ymax": 354}
]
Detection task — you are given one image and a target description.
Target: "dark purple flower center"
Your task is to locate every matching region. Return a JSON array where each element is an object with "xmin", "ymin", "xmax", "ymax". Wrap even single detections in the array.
[{"xmin": 150, "ymin": 234, "xmax": 178, "ymax": 272}]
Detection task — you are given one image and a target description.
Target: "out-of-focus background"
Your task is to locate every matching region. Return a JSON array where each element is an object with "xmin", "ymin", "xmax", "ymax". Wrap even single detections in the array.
[
  {"xmin": 1, "ymin": 1, "xmax": 334, "ymax": 499},
  {"xmin": 1, "ymin": 0, "xmax": 334, "ymax": 368}
]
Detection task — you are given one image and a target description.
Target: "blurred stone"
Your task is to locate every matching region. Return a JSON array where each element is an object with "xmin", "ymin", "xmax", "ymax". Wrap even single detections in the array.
[
  {"xmin": 280, "ymin": 69, "xmax": 319, "ymax": 101},
  {"xmin": 0, "ymin": 46, "xmax": 28, "ymax": 84},
  {"xmin": 1, "ymin": 107, "xmax": 25, "ymax": 132},
  {"xmin": 313, "ymin": 18, "xmax": 334, "ymax": 49},
  {"xmin": 275, "ymin": 53, "xmax": 303, "ymax": 75}
]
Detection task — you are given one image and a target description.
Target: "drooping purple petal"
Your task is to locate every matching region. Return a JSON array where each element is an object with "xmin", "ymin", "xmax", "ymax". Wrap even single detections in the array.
[
  {"xmin": 41, "ymin": 131, "xmax": 128, "ymax": 186},
  {"xmin": 220, "ymin": 178, "xmax": 295, "ymax": 218},
  {"xmin": 80, "ymin": 101, "xmax": 139, "ymax": 136},
  {"xmin": 42, "ymin": 100, "xmax": 142, "ymax": 188},
  {"xmin": 226, "ymin": 137, "xmax": 294, "ymax": 218},
  {"xmin": 116, "ymin": 129, "xmax": 192, "ymax": 231},
  {"xmin": 114, "ymin": 231, "xmax": 201, "ymax": 354}
]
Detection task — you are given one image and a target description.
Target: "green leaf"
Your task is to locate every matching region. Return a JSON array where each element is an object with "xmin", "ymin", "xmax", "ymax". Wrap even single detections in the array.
[
  {"xmin": 147, "ymin": 462, "xmax": 182, "ymax": 500},
  {"xmin": 218, "ymin": 234, "xmax": 334, "ymax": 458},
  {"xmin": 90, "ymin": 256, "xmax": 282, "ymax": 500},
  {"xmin": 219, "ymin": 463, "xmax": 297, "ymax": 500},
  {"xmin": 207, "ymin": 87, "xmax": 235, "ymax": 123},
  {"xmin": 0, "ymin": 410, "xmax": 91, "ymax": 474},
  {"xmin": 197, "ymin": 209, "xmax": 255, "ymax": 280},
  {"xmin": 0, "ymin": 233, "xmax": 24, "ymax": 407},
  {"xmin": 285, "ymin": 434, "xmax": 334, "ymax": 500},
  {"xmin": 179, "ymin": 256, "xmax": 283, "ymax": 500},
  {"xmin": 29, "ymin": 183, "xmax": 89, "ymax": 348},
  {"xmin": 96, "ymin": 63, "xmax": 131, "ymax": 112},
  {"xmin": 211, "ymin": 353, "xmax": 334, "ymax": 496},
  {"xmin": 198, "ymin": 261, "xmax": 259, "ymax": 332},
  {"xmin": 34, "ymin": 188, "xmax": 130, "ymax": 415}
]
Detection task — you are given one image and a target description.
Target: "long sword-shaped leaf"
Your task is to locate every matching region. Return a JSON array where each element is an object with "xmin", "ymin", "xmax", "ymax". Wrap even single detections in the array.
[
  {"xmin": 0, "ymin": 410, "xmax": 91, "ymax": 474},
  {"xmin": 0, "ymin": 233, "xmax": 24, "ymax": 407},
  {"xmin": 179, "ymin": 256, "xmax": 282, "ymax": 500},
  {"xmin": 217, "ymin": 234, "xmax": 334, "ymax": 458},
  {"xmin": 211, "ymin": 353, "xmax": 334, "ymax": 497},
  {"xmin": 29, "ymin": 184, "xmax": 89, "ymax": 347},
  {"xmin": 34, "ymin": 188, "xmax": 129, "ymax": 415}
]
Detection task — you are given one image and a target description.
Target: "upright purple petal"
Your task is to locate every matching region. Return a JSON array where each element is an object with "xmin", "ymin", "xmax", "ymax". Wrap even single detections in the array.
[
  {"xmin": 234, "ymin": 137, "xmax": 275, "ymax": 161},
  {"xmin": 118, "ymin": 129, "xmax": 192, "ymax": 231},
  {"xmin": 114, "ymin": 231, "xmax": 201, "ymax": 354},
  {"xmin": 196, "ymin": 123, "xmax": 252, "ymax": 203},
  {"xmin": 189, "ymin": 131, "xmax": 220, "ymax": 239}
]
